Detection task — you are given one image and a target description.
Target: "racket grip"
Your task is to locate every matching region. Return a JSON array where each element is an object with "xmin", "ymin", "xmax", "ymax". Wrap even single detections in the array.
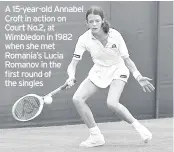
[{"xmin": 47, "ymin": 79, "xmax": 76, "ymax": 97}]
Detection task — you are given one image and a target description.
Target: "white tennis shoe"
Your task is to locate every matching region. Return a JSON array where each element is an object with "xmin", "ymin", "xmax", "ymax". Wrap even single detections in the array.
[
  {"xmin": 135, "ymin": 124, "xmax": 152, "ymax": 143},
  {"xmin": 79, "ymin": 133, "xmax": 105, "ymax": 147}
]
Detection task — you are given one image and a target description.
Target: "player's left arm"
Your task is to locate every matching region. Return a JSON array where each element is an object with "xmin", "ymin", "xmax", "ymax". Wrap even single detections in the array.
[{"xmin": 124, "ymin": 57, "xmax": 155, "ymax": 92}]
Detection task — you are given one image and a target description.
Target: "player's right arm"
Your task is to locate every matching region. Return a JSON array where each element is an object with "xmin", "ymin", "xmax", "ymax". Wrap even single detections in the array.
[
  {"xmin": 66, "ymin": 59, "xmax": 79, "ymax": 85},
  {"xmin": 66, "ymin": 34, "xmax": 87, "ymax": 87},
  {"xmin": 67, "ymin": 59, "xmax": 79, "ymax": 79}
]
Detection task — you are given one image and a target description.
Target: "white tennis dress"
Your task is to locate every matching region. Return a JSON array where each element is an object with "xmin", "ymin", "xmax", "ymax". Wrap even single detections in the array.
[{"xmin": 73, "ymin": 28, "xmax": 130, "ymax": 88}]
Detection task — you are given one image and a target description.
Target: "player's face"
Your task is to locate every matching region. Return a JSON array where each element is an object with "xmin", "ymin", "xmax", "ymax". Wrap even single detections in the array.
[{"xmin": 87, "ymin": 14, "xmax": 104, "ymax": 34}]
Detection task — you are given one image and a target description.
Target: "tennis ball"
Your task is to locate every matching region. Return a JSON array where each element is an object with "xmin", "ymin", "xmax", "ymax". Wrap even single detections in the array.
[{"xmin": 44, "ymin": 96, "xmax": 53, "ymax": 104}]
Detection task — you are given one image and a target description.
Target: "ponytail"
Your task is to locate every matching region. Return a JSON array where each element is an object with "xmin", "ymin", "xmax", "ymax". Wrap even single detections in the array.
[{"xmin": 102, "ymin": 20, "xmax": 110, "ymax": 34}]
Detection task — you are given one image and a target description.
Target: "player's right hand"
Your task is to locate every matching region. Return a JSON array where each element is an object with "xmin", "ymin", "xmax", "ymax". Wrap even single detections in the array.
[{"xmin": 66, "ymin": 77, "xmax": 76, "ymax": 88}]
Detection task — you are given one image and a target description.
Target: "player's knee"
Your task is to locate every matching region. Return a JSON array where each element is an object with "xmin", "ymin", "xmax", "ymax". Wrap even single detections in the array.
[
  {"xmin": 107, "ymin": 99, "xmax": 120, "ymax": 110},
  {"xmin": 72, "ymin": 94, "xmax": 85, "ymax": 106}
]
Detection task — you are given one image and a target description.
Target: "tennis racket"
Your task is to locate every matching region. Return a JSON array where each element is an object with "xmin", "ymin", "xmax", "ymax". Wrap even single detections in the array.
[{"xmin": 12, "ymin": 80, "xmax": 75, "ymax": 122}]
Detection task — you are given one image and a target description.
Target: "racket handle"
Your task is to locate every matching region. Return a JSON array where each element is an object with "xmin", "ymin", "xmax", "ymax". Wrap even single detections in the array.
[{"xmin": 46, "ymin": 79, "xmax": 76, "ymax": 97}]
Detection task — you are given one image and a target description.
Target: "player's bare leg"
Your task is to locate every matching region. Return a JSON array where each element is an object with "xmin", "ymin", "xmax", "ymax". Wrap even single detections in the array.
[
  {"xmin": 73, "ymin": 78, "xmax": 105, "ymax": 147},
  {"xmin": 107, "ymin": 79, "xmax": 152, "ymax": 143}
]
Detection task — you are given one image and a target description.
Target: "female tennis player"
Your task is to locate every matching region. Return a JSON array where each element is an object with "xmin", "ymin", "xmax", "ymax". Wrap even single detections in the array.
[{"xmin": 66, "ymin": 6, "xmax": 155, "ymax": 147}]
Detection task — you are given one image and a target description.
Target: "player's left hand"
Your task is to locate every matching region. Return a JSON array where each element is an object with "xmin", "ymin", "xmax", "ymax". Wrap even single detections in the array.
[{"xmin": 137, "ymin": 76, "xmax": 155, "ymax": 92}]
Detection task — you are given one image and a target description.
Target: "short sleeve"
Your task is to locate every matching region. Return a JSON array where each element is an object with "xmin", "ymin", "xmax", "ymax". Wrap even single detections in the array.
[
  {"xmin": 73, "ymin": 36, "xmax": 86, "ymax": 60},
  {"xmin": 118, "ymin": 34, "xmax": 129, "ymax": 59}
]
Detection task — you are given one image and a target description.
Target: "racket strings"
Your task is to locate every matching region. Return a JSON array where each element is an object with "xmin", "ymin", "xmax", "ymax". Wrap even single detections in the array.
[{"xmin": 14, "ymin": 96, "xmax": 40, "ymax": 120}]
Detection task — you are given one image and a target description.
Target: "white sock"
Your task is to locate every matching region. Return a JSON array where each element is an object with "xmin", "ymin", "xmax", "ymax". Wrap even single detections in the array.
[
  {"xmin": 131, "ymin": 119, "xmax": 141, "ymax": 128},
  {"xmin": 89, "ymin": 126, "xmax": 101, "ymax": 135}
]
